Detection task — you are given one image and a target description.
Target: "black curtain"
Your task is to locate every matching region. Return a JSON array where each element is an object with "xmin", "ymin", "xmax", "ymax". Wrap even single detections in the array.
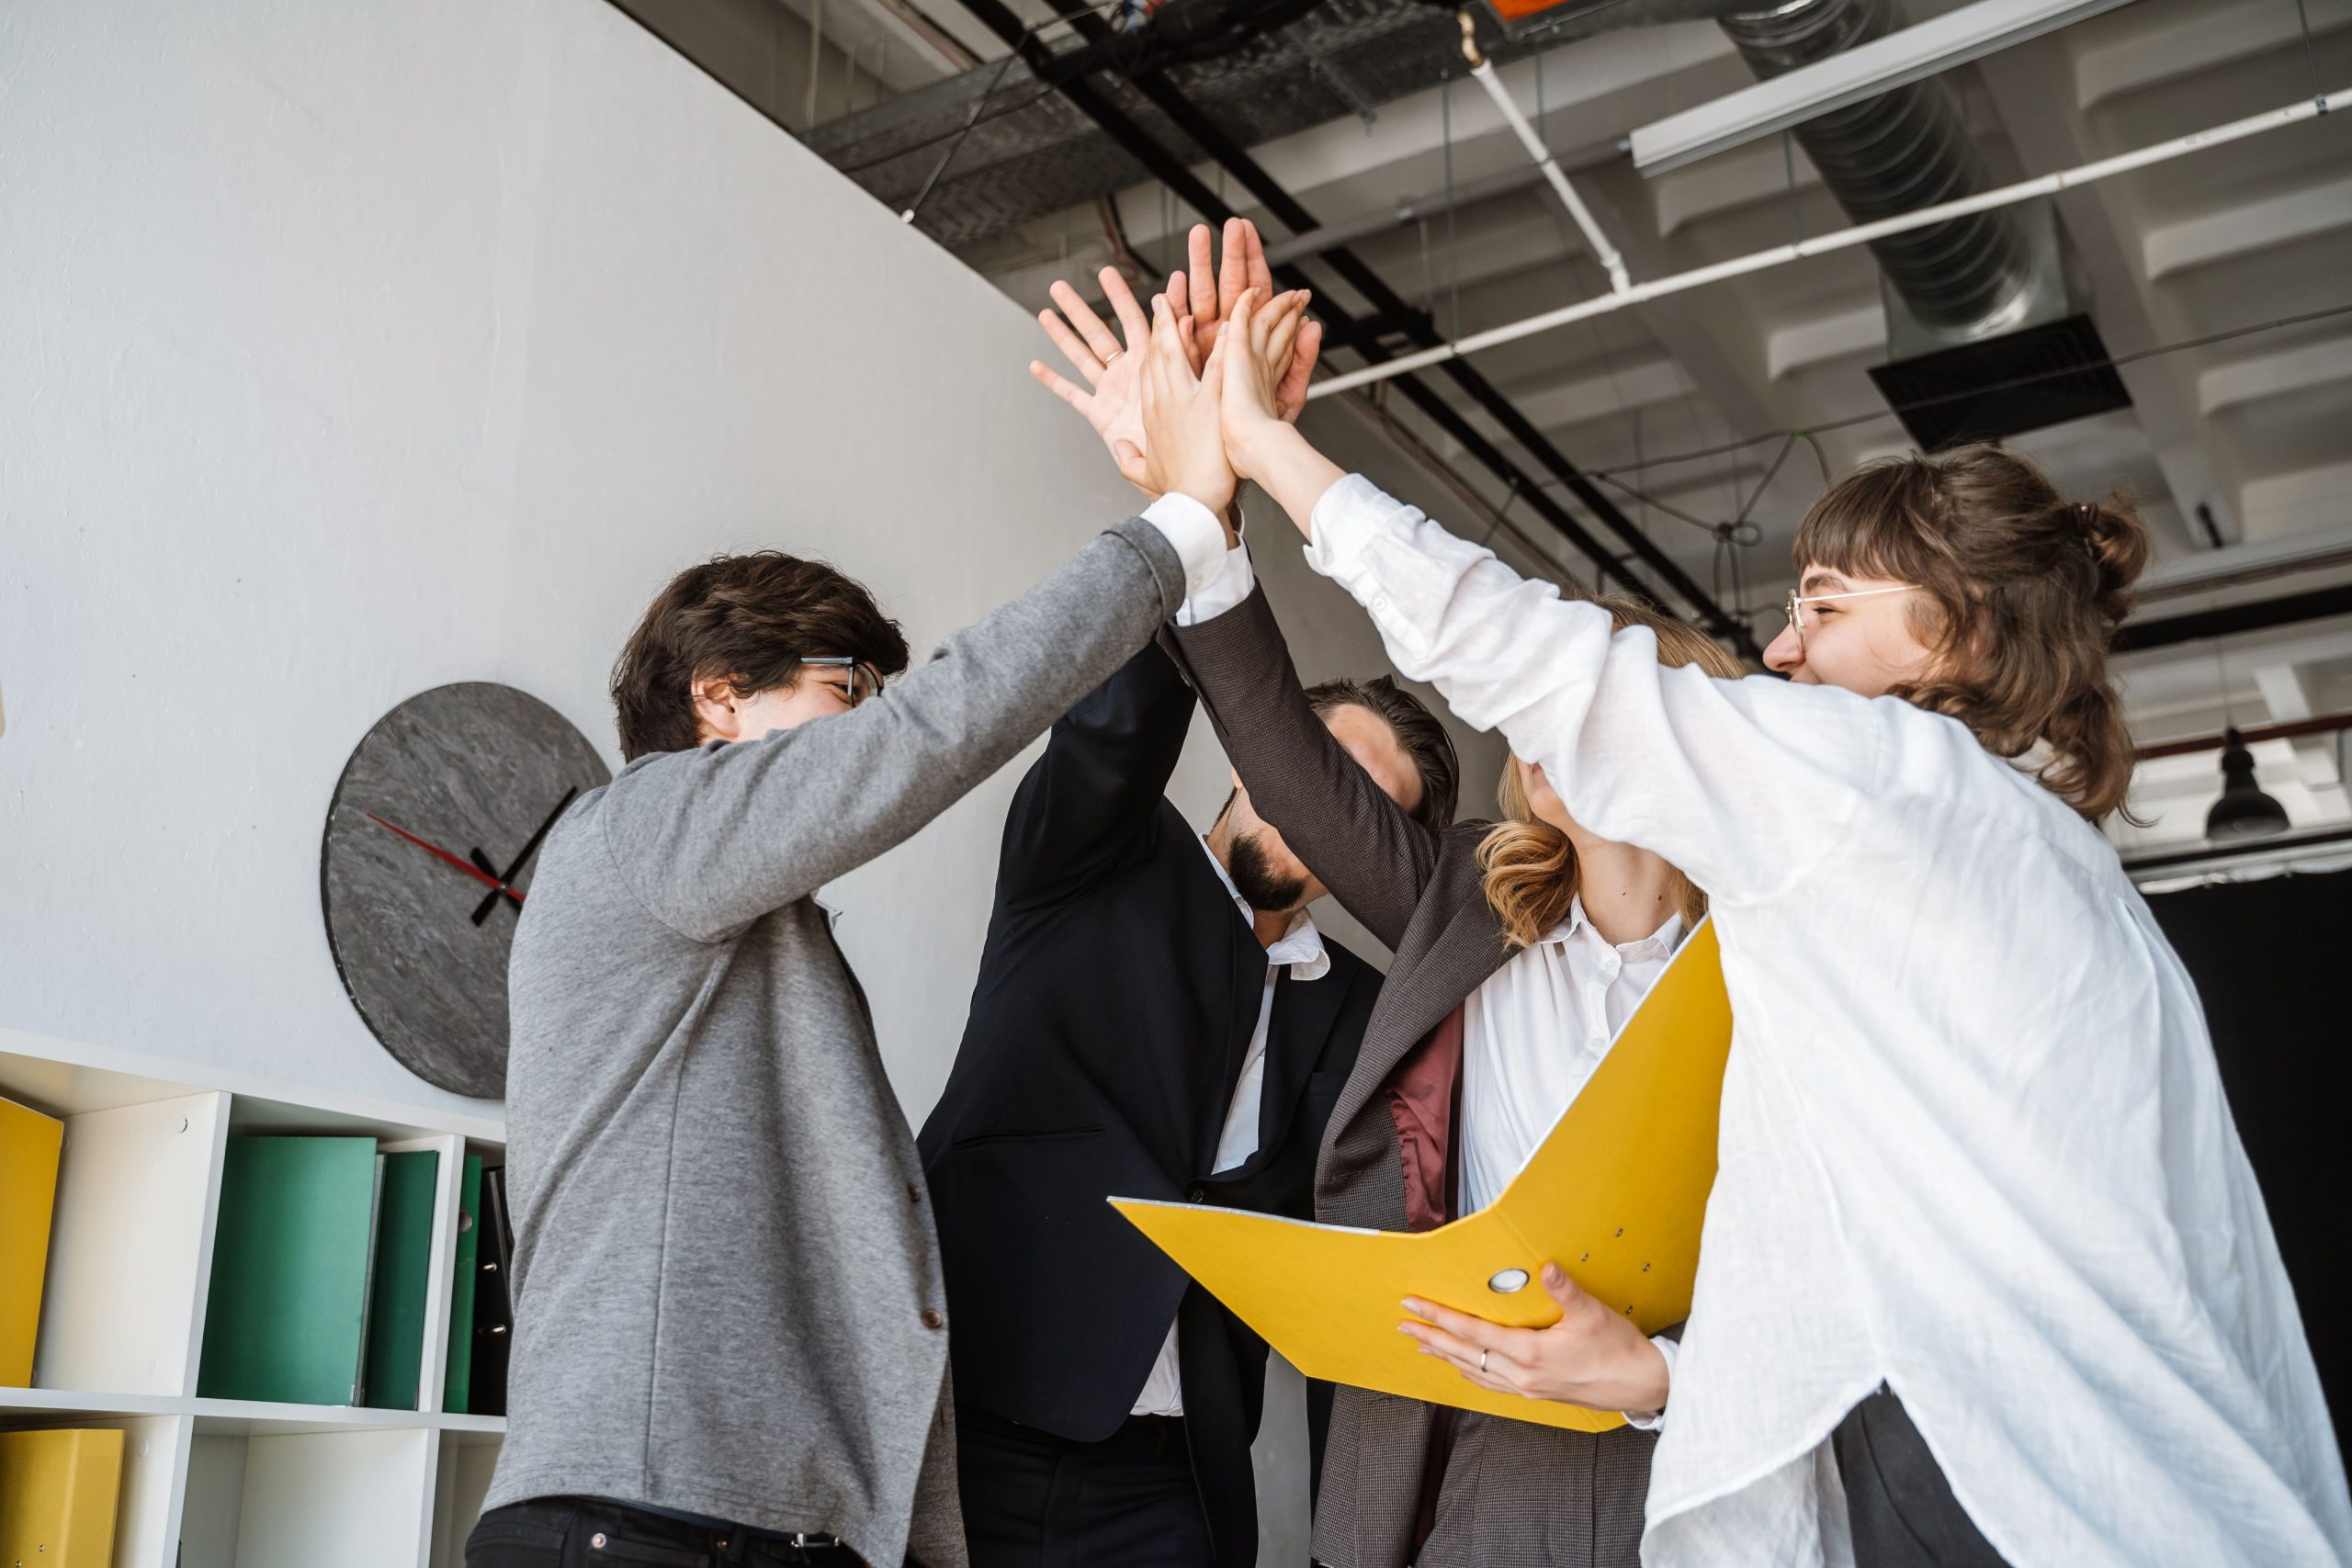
[{"xmin": 2146, "ymin": 867, "xmax": 2350, "ymax": 1453}]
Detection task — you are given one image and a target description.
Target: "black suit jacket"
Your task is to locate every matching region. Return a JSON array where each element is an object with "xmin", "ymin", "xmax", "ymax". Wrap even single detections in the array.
[{"xmin": 920, "ymin": 639, "xmax": 1378, "ymax": 1568}]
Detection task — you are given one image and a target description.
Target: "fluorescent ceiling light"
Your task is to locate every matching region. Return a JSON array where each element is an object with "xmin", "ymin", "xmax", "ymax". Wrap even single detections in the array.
[{"xmin": 1630, "ymin": 0, "xmax": 2142, "ymax": 175}]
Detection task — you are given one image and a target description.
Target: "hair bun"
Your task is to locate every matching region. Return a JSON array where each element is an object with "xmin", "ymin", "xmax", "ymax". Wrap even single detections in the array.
[{"xmin": 2075, "ymin": 495, "xmax": 2148, "ymax": 623}]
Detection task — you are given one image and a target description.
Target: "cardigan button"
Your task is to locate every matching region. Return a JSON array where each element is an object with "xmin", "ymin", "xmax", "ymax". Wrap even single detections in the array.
[
  {"xmin": 921, "ymin": 1307, "xmax": 945, "ymax": 1329},
  {"xmin": 1188, "ymin": 1186, "xmax": 1207, "ymax": 1203},
  {"xmin": 907, "ymin": 1181, "xmax": 923, "ymax": 1201}
]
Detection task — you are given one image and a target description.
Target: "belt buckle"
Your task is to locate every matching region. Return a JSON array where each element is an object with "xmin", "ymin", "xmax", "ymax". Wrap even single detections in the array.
[{"xmin": 789, "ymin": 1534, "xmax": 839, "ymax": 1550}]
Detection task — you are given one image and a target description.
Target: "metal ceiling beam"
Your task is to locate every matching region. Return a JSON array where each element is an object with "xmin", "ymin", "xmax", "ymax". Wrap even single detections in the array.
[
  {"xmin": 1631, "ymin": 0, "xmax": 2143, "ymax": 175},
  {"xmin": 2112, "ymin": 584, "xmax": 2352, "ymax": 654}
]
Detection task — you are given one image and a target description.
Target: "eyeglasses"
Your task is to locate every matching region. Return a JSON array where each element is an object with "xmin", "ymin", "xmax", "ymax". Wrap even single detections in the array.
[
  {"xmin": 1779, "ymin": 584, "xmax": 1918, "ymax": 652},
  {"xmin": 797, "ymin": 656, "xmax": 883, "ymax": 707}
]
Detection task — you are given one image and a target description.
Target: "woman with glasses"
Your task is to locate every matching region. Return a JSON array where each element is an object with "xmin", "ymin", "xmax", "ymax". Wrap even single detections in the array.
[{"xmin": 1135, "ymin": 290, "xmax": 2351, "ymax": 1567}]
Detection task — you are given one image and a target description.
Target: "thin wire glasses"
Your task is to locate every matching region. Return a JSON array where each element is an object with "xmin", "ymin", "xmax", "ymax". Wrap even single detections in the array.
[
  {"xmin": 1780, "ymin": 584, "xmax": 1918, "ymax": 651},
  {"xmin": 797, "ymin": 656, "xmax": 884, "ymax": 707}
]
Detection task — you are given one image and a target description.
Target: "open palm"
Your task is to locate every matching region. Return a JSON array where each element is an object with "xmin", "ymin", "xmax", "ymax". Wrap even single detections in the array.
[{"xmin": 1029, "ymin": 267, "xmax": 1155, "ymax": 490}]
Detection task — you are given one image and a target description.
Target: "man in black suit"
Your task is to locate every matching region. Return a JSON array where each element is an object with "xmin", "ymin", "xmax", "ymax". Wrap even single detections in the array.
[{"xmin": 919, "ymin": 499, "xmax": 1458, "ymax": 1567}]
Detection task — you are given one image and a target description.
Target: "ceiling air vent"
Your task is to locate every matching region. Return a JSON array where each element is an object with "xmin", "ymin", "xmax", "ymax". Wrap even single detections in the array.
[
  {"xmin": 1862, "ymin": 197, "xmax": 2131, "ymax": 450},
  {"xmin": 1869, "ymin": 310, "xmax": 2132, "ymax": 452}
]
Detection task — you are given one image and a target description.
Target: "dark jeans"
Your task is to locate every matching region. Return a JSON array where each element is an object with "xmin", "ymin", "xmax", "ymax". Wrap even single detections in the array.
[
  {"xmin": 467, "ymin": 1496, "xmax": 870, "ymax": 1567},
  {"xmin": 956, "ymin": 1407, "xmax": 1214, "ymax": 1568},
  {"xmin": 1834, "ymin": 1386, "xmax": 2011, "ymax": 1568}
]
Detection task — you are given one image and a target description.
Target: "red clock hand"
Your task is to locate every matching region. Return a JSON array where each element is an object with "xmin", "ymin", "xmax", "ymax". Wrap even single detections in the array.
[{"xmin": 363, "ymin": 812, "xmax": 526, "ymax": 903}]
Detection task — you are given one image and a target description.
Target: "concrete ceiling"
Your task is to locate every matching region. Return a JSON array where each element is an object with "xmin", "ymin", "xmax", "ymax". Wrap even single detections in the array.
[{"xmin": 634, "ymin": 0, "xmax": 2352, "ymax": 859}]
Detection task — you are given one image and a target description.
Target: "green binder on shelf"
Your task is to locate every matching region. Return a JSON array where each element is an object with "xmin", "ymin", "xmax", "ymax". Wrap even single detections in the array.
[
  {"xmin": 362, "ymin": 1150, "xmax": 440, "ymax": 1410},
  {"xmin": 442, "ymin": 1155, "xmax": 483, "ymax": 1414},
  {"xmin": 198, "ymin": 1135, "xmax": 379, "ymax": 1405}
]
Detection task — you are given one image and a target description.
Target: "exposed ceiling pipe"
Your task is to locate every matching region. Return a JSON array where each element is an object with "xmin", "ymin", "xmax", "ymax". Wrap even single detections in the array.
[
  {"xmin": 1457, "ymin": 13, "xmax": 1631, "ymax": 293},
  {"xmin": 1306, "ymin": 81, "xmax": 2347, "ymax": 398},
  {"xmin": 945, "ymin": 0, "xmax": 1764, "ymax": 655},
  {"xmin": 1718, "ymin": 0, "xmax": 2029, "ymax": 333}
]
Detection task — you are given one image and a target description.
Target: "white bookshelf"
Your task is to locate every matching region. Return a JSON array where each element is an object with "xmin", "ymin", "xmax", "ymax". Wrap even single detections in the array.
[{"xmin": 1, "ymin": 1027, "xmax": 508, "ymax": 1568}]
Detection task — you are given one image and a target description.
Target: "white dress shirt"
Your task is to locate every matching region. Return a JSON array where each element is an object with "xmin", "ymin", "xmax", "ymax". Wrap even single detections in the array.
[
  {"xmin": 1460, "ymin": 897, "xmax": 1685, "ymax": 1214},
  {"xmin": 1302, "ymin": 473, "xmax": 2352, "ymax": 1567},
  {"xmin": 1131, "ymin": 833, "xmax": 1329, "ymax": 1418},
  {"xmin": 1464, "ymin": 897, "xmax": 1687, "ymax": 1429}
]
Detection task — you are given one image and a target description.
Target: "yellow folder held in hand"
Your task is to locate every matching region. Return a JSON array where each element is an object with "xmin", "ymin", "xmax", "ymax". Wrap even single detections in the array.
[{"xmin": 1113, "ymin": 919, "xmax": 1732, "ymax": 1432}]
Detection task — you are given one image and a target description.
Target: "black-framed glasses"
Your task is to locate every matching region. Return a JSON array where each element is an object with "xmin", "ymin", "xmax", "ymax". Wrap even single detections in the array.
[{"xmin": 797, "ymin": 656, "xmax": 883, "ymax": 707}]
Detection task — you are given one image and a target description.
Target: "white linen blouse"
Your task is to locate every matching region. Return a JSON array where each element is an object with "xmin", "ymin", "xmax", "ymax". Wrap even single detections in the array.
[{"xmin": 1300, "ymin": 472, "xmax": 2351, "ymax": 1568}]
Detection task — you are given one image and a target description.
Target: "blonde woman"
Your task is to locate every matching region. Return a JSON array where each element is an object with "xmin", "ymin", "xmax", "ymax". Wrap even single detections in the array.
[{"xmin": 1163, "ymin": 575, "xmax": 1742, "ymax": 1568}]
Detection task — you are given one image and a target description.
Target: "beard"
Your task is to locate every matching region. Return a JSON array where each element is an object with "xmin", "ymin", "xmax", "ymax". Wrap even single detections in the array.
[{"xmin": 1227, "ymin": 829, "xmax": 1309, "ymax": 914}]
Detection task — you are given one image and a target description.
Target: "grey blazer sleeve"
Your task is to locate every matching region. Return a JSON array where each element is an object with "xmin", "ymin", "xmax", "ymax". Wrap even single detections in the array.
[
  {"xmin": 1161, "ymin": 581, "xmax": 1438, "ymax": 953},
  {"xmin": 598, "ymin": 518, "xmax": 1189, "ymax": 942}
]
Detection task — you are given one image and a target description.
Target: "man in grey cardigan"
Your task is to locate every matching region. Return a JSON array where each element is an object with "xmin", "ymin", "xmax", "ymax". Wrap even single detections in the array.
[{"xmin": 468, "ymin": 489, "xmax": 1228, "ymax": 1567}]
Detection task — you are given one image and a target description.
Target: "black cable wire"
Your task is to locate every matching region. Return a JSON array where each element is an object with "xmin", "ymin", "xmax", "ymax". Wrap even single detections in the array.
[{"xmin": 1588, "ymin": 300, "xmax": 2352, "ymax": 480}]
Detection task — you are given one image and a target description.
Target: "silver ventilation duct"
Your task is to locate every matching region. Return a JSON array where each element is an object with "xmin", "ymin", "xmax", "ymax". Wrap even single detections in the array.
[
  {"xmin": 1719, "ymin": 0, "xmax": 2128, "ymax": 446},
  {"xmin": 1718, "ymin": 0, "xmax": 2031, "ymax": 338}
]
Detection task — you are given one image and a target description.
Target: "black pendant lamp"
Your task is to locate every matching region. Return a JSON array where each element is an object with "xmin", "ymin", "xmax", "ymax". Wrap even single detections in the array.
[{"xmin": 2204, "ymin": 727, "xmax": 2290, "ymax": 841}]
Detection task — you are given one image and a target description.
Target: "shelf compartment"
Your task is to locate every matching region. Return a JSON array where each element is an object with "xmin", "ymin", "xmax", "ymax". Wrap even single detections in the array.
[
  {"xmin": 184, "ymin": 1426, "xmax": 435, "ymax": 1568},
  {"xmin": 34, "ymin": 1090, "xmax": 228, "ymax": 1397},
  {"xmin": 0, "ymin": 1411, "xmax": 189, "ymax": 1568}
]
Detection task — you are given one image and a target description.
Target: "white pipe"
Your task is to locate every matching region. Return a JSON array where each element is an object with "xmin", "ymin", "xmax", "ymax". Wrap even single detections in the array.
[
  {"xmin": 1468, "ymin": 61, "xmax": 1632, "ymax": 295},
  {"xmin": 1307, "ymin": 84, "xmax": 2346, "ymax": 401}
]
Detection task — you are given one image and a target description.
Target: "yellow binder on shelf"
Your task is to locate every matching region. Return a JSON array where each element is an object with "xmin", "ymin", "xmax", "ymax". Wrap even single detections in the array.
[
  {"xmin": 0, "ymin": 1427, "xmax": 124, "ymax": 1565},
  {"xmin": 1113, "ymin": 919, "xmax": 1733, "ymax": 1433},
  {"xmin": 0, "ymin": 1094, "xmax": 65, "ymax": 1388}
]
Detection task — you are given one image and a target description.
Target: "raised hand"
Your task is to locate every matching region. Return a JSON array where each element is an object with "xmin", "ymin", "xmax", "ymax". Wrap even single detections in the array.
[
  {"xmin": 1030, "ymin": 265, "xmax": 1157, "ymax": 491},
  {"xmin": 1116, "ymin": 294, "xmax": 1237, "ymax": 514},
  {"xmin": 1215, "ymin": 287, "xmax": 1309, "ymax": 479}
]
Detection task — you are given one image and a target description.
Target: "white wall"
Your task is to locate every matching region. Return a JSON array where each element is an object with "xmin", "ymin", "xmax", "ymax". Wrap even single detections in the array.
[
  {"xmin": 0, "ymin": 0, "xmax": 1519, "ymax": 1118},
  {"xmin": 0, "ymin": 0, "xmax": 1512, "ymax": 1554},
  {"xmin": 0, "ymin": 0, "xmax": 1126, "ymax": 1117}
]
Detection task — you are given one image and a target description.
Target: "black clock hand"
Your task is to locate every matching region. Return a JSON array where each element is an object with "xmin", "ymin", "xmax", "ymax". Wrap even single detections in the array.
[
  {"xmin": 468, "ymin": 849, "xmax": 529, "ymax": 911},
  {"xmin": 470, "ymin": 786, "xmax": 581, "ymax": 926}
]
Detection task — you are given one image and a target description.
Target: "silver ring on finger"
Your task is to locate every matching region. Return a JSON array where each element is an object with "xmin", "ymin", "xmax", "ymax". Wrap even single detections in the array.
[
  {"xmin": 1101, "ymin": 348, "xmax": 1124, "ymax": 365},
  {"xmin": 1479, "ymin": 1349, "xmax": 1488, "ymax": 1373}
]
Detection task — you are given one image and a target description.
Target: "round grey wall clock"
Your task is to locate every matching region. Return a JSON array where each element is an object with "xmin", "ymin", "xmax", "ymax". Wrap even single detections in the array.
[{"xmin": 322, "ymin": 682, "xmax": 611, "ymax": 1098}]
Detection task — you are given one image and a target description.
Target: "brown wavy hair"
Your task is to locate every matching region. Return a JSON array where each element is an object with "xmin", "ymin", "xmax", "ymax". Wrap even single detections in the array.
[
  {"xmin": 1791, "ymin": 444, "xmax": 2147, "ymax": 821},
  {"xmin": 1476, "ymin": 597, "xmax": 1745, "ymax": 949}
]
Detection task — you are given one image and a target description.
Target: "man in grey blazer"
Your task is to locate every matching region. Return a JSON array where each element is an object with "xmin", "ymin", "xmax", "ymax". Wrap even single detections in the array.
[{"xmin": 468, "ymin": 487, "xmax": 1234, "ymax": 1567}]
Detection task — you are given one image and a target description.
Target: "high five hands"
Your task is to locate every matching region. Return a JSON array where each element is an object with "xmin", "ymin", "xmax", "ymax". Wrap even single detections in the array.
[
  {"xmin": 1028, "ymin": 218, "xmax": 1320, "ymax": 498},
  {"xmin": 1117, "ymin": 284, "xmax": 1314, "ymax": 518}
]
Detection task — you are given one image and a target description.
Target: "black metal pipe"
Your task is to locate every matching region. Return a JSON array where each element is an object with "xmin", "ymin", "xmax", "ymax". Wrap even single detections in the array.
[
  {"xmin": 952, "ymin": 0, "xmax": 1758, "ymax": 655},
  {"xmin": 2113, "ymin": 584, "xmax": 2352, "ymax": 654}
]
